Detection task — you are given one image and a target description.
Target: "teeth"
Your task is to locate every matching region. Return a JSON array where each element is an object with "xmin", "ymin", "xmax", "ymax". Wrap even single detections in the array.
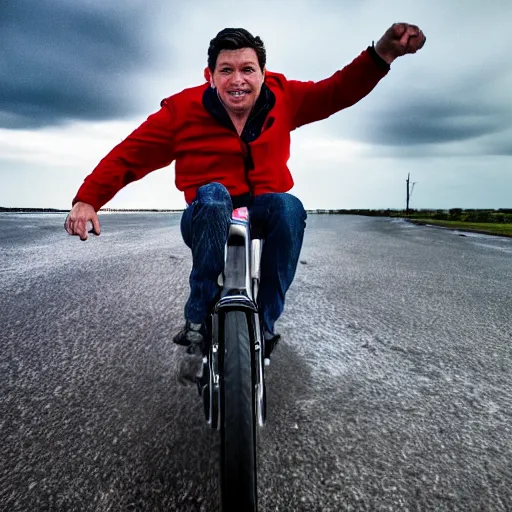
[{"xmin": 230, "ymin": 91, "xmax": 246, "ymax": 96}]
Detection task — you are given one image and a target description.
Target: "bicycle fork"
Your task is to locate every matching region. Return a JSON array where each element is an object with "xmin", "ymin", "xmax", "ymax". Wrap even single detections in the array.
[{"xmin": 203, "ymin": 210, "xmax": 266, "ymax": 430}]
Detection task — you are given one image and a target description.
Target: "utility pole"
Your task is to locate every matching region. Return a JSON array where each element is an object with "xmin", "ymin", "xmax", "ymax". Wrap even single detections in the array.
[{"xmin": 406, "ymin": 173, "xmax": 417, "ymax": 215}]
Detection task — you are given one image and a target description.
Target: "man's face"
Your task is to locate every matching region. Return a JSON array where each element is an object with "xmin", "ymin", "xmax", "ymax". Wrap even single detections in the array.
[{"xmin": 210, "ymin": 48, "xmax": 265, "ymax": 118}]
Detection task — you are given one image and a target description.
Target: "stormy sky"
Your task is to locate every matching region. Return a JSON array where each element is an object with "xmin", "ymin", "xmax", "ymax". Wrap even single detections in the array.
[{"xmin": 1, "ymin": 0, "xmax": 511, "ymax": 210}]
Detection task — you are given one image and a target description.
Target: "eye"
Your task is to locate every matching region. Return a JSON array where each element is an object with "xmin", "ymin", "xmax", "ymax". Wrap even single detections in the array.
[
  {"xmin": 244, "ymin": 67, "xmax": 255, "ymax": 73},
  {"xmin": 220, "ymin": 67, "xmax": 231, "ymax": 74}
]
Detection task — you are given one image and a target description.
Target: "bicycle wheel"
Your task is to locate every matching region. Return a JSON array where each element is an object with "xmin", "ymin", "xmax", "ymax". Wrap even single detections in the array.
[{"xmin": 220, "ymin": 309, "xmax": 258, "ymax": 512}]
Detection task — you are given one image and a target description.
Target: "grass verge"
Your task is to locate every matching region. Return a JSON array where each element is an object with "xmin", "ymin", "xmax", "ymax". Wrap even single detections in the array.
[{"xmin": 406, "ymin": 219, "xmax": 512, "ymax": 238}]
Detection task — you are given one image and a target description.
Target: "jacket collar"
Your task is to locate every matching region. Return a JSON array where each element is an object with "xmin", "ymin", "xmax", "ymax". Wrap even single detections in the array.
[{"xmin": 202, "ymin": 83, "xmax": 276, "ymax": 143}]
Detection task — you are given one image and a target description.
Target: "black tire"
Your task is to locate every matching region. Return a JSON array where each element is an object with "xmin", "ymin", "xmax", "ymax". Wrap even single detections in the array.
[{"xmin": 220, "ymin": 310, "xmax": 258, "ymax": 512}]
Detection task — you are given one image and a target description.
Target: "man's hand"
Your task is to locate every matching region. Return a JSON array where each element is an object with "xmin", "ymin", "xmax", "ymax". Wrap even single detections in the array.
[
  {"xmin": 375, "ymin": 23, "xmax": 426, "ymax": 65},
  {"xmin": 64, "ymin": 202, "xmax": 101, "ymax": 241}
]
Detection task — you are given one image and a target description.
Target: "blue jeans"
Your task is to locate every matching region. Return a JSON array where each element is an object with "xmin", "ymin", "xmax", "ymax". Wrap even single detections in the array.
[{"xmin": 180, "ymin": 182, "xmax": 307, "ymax": 334}]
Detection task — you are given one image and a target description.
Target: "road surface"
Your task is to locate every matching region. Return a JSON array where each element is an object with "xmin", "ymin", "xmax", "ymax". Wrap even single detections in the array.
[{"xmin": 1, "ymin": 213, "xmax": 511, "ymax": 511}]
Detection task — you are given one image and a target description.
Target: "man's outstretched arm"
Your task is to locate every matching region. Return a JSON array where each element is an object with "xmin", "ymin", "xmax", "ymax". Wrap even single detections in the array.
[
  {"xmin": 288, "ymin": 22, "xmax": 426, "ymax": 129},
  {"xmin": 65, "ymin": 101, "xmax": 177, "ymax": 240}
]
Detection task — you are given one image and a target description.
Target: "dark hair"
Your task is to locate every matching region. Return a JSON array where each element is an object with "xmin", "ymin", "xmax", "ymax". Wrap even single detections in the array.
[{"xmin": 208, "ymin": 28, "xmax": 266, "ymax": 72}]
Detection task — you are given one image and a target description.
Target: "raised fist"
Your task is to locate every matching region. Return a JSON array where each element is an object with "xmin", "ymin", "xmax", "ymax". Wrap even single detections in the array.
[{"xmin": 375, "ymin": 23, "xmax": 426, "ymax": 64}]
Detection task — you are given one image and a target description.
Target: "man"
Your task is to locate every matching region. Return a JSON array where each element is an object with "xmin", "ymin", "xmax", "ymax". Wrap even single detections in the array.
[{"xmin": 65, "ymin": 24, "xmax": 426, "ymax": 361}]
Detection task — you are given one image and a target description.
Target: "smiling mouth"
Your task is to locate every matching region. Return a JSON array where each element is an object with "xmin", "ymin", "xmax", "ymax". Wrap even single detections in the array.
[{"xmin": 229, "ymin": 91, "xmax": 249, "ymax": 97}]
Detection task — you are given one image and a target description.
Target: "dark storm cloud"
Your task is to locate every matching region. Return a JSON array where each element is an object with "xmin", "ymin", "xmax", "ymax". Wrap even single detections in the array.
[
  {"xmin": 0, "ymin": 0, "xmax": 166, "ymax": 129},
  {"xmin": 321, "ymin": 86, "xmax": 512, "ymax": 156},
  {"xmin": 364, "ymin": 99, "xmax": 509, "ymax": 146},
  {"xmin": 487, "ymin": 138, "xmax": 512, "ymax": 156},
  {"xmin": 319, "ymin": 51, "xmax": 512, "ymax": 156}
]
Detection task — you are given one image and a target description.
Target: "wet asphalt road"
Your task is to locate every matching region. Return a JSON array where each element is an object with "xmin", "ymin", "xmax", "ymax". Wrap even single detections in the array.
[{"xmin": 1, "ymin": 212, "xmax": 512, "ymax": 512}]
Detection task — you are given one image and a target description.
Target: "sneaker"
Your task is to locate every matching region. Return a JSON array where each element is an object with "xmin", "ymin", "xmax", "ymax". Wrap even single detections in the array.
[
  {"xmin": 263, "ymin": 330, "xmax": 281, "ymax": 367},
  {"xmin": 173, "ymin": 320, "xmax": 206, "ymax": 348}
]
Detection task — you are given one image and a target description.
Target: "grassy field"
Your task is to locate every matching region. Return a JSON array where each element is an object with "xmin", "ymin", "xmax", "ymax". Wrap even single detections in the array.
[{"xmin": 408, "ymin": 219, "xmax": 512, "ymax": 238}]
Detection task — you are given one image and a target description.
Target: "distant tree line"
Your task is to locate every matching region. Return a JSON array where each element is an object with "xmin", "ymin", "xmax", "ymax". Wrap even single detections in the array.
[
  {"xmin": 0, "ymin": 207, "xmax": 67, "ymax": 213},
  {"xmin": 307, "ymin": 209, "xmax": 512, "ymax": 223},
  {"xmin": 404, "ymin": 208, "xmax": 512, "ymax": 224},
  {"xmin": 307, "ymin": 209, "xmax": 401, "ymax": 216},
  {"xmin": 0, "ymin": 207, "xmax": 183, "ymax": 213},
  {"xmin": 99, "ymin": 208, "xmax": 183, "ymax": 212},
  {"xmin": 4, "ymin": 207, "xmax": 511, "ymax": 224}
]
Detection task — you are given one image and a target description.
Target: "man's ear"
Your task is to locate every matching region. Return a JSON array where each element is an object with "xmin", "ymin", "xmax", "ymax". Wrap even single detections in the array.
[{"xmin": 204, "ymin": 66, "xmax": 214, "ymax": 88}]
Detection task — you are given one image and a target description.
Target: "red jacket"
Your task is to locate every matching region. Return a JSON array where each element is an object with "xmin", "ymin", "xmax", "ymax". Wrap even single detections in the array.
[{"xmin": 73, "ymin": 48, "xmax": 388, "ymax": 210}]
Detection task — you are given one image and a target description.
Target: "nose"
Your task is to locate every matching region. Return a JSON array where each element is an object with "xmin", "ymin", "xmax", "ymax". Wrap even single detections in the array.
[{"xmin": 231, "ymin": 70, "xmax": 245, "ymax": 84}]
